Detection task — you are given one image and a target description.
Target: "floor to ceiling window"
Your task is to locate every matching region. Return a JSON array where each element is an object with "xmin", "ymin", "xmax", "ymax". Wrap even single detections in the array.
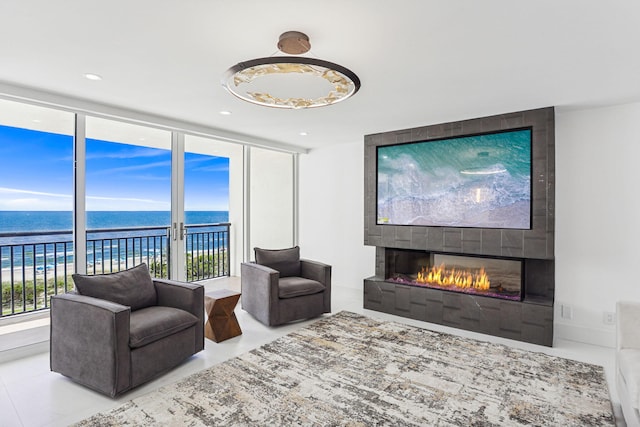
[
  {"xmin": 0, "ymin": 99, "xmax": 75, "ymax": 316},
  {"xmin": 0, "ymin": 94, "xmax": 297, "ymax": 319}
]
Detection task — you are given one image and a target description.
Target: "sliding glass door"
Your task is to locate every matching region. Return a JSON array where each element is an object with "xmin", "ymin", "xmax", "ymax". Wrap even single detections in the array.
[
  {"xmin": 83, "ymin": 119, "xmax": 237, "ymax": 281},
  {"xmin": 85, "ymin": 117, "xmax": 173, "ymax": 277},
  {"xmin": 182, "ymin": 136, "xmax": 230, "ymax": 280}
]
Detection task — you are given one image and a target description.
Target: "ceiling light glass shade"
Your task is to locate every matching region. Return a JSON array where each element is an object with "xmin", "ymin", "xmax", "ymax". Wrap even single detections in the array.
[{"xmin": 222, "ymin": 56, "xmax": 361, "ymax": 109}]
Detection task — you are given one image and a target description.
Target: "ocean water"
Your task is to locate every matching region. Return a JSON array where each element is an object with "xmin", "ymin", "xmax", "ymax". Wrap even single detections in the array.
[
  {"xmin": 0, "ymin": 211, "xmax": 229, "ymax": 234},
  {"xmin": 0, "ymin": 211, "xmax": 229, "ymax": 269}
]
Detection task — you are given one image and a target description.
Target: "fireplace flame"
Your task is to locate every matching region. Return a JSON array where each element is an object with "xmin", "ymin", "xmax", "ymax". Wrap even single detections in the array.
[{"xmin": 416, "ymin": 263, "xmax": 490, "ymax": 291}]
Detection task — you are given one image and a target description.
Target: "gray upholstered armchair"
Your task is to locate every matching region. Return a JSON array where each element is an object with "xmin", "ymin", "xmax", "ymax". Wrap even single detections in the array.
[
  {"xmin": 241, "ymin": 246, "xmax": 331, "ymax": 326},
  {"xmin": 50, "ymin": 263, "xmax": 204, "ymax": 397}
]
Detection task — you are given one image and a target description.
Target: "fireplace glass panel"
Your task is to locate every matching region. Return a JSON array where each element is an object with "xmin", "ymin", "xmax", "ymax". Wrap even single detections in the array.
[{"xmin": 386, "ymin": 250, "xmax": 522, "ymax": 301}]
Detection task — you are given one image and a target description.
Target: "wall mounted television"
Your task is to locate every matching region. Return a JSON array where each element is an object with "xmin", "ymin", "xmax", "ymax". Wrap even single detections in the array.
[{"xmin": 376, "ymin": 127, "xmax": 532, "ymax": 229}]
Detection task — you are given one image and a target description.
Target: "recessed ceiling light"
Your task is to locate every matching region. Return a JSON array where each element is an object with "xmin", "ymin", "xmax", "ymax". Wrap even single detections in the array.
[
  {"xmin": 32, "ymin": 119, "xmax": 41, "ymax": 123},
  {"xmin": 219, "ymin": 110, "xmax": 232, "ymax": 115},
  {"xmin": 299, "ymin": 131, "xmax": 308, "ymax": 136},
  {"xmin": 84, "ymin": 73, "xmax": 102, "ymax": 81}
]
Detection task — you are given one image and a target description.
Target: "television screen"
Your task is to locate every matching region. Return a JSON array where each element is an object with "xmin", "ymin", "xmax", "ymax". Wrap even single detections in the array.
[{"xmin": 377, "ymin": 128, "xmax": 532, "ymax": 229}]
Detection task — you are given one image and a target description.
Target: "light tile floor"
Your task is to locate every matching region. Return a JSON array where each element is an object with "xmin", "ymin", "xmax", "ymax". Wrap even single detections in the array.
[{"xmin": 0, "ymin": 278, "xmax": 626, "ymax": 426}]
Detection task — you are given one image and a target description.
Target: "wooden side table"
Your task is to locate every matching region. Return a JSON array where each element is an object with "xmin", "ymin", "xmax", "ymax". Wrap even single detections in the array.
[{"xmin": 204, "ymin": 289, "xmax": 242, "ymax": 343}]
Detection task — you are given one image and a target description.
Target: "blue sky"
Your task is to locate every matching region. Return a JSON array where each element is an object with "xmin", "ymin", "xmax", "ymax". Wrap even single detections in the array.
[{"xmin": 0, "ymin": 125, "xmax": 229, "ymax": 211}]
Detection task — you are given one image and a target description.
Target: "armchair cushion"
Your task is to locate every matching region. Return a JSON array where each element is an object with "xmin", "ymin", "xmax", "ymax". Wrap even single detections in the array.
[
  {"xmin": 73, "ymin": 263, "xmax": 157, "ymax": 311},
  {"xmin": 279, "ymin": 277, "xmax": 325, "ymax": 299},
  {"xmin": 129, "ymin": 306, "xmax": 198, "ymax": 349},
  {"xmin": 255, "ymin": 246, "xmax": 301, "ymax": 277}
]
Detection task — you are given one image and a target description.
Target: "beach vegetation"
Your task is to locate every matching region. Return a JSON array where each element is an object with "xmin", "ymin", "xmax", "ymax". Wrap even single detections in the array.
[
  {"xmin": 186, "ymin": 252, "xmax": 228, "ymax": 282},
  {"xmin": 1, "ymin": 277, "xmax": 74, "ymax": 316},
  {"xmin": 149, "ymin": 260, "xmax": 169, "ymax": 278}
]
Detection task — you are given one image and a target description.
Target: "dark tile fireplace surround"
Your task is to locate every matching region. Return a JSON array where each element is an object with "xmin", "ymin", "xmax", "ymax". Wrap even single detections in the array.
[{"xmin": 363, "ymin": 108, "xmax": 555, "ymax": 346}]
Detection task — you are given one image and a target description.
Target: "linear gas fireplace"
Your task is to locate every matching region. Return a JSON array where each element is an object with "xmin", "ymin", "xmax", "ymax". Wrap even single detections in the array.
[
  {"xmin": 385, "ymin": 250, "xmax": 522, "ymax": 301},
  {"xmin": 365, "ymin": 244, "xmax": 554, "ymax": 346},
  {"xmin": 363, "ymin": 107, "xmax": 555, "ymax": 346}
]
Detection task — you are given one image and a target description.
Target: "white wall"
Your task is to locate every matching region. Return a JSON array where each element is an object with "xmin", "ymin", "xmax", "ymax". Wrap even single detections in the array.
[
  {"xmin": 248, "ymin": 147, "xmax": 294, "ymax": 255},
  {"xmin": 299, "ymin": 141, "xmax": 375, "ymax": 289},
  {"xmin": 555, "ymin": 102, "xmax": 640, "ymax": 347}
]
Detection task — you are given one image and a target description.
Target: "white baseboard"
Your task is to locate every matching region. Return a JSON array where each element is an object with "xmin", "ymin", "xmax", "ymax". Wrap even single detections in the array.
[
  {"xmin": 555, "ymin": 322, "xmax": 616, "ymax": 348},
  {"xmin": 0, "ymin": 340, "xmax": 49, "ymax": 364},
  {"xmin": 0, "ymin": 319, "xmax": 50, "ymax": 365}
]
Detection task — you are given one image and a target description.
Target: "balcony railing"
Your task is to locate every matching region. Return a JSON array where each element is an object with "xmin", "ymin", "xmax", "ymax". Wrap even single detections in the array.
[
  {"xmin": 0, "ymin": 231, "xmax": 74, "ymax": 317},
  {"xmin": 184, "ymin": 223, "xmax": 230, "ymax": 281},
  {"xmin": 86, "ymin": 226, "xmax": 172, "ymax": 278},
  {"xmin": 0, "ymin": 222, "xmax": 230, "ymax": 318}
]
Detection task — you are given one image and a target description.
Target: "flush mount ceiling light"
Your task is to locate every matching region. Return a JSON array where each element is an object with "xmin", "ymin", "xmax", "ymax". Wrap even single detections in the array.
[{"xmin": 222, "ymin": 31, "xmax": 360, "ymax": 109}]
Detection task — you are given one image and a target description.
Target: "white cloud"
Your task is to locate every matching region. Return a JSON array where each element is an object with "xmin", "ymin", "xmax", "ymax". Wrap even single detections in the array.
[
  {"xmin": 0, "ymin": 187, "xmax": 71, "ymax": 198},
  {"xmin": 87, "ymin": 195, "xmax": 166, "ymax": 204},
  {"xmin": 194, "ymin": 165, "xmax": 230, "ymax": 173},
  {"xmin": 0, "ymin": 198, "xmax": 71, "ymax": 211},
  {"xmin": 90, "ymin": 160, "xmax": 171, "ymax": 175},
  {"xmin": 86, "ymin": 147, "xmax": 168, "ymax": 160},
  {"xmin": 0, "ymin": 187, "xmax": 169, "ymax": 211},
  {"xmin": 5, "ymin": 198, "xmax": 40, "ymax": 206},
  {"xmin": 85, "ymin": 195, "xmax": 169, "ymax": 211}
]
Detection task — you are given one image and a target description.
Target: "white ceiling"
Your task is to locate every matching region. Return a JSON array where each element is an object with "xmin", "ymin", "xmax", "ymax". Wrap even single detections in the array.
[{"xmin": 1, "ymin": 0, "xmax": 639, "ymax": 150}]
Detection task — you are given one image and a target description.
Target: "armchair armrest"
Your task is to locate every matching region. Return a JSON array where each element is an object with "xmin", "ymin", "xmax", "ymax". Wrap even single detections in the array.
[
  {"xmin": 301, "ymin": 259, "xmax": 331, "ymax": 287},
  {"xmin": 154, "ymin": 278, "xmax": 204, "ymax": 352},
  {"xmin": 241, "ymin": 262, "xmax": 279, "ymax": 297},
  {"xmin": 242, "ymin": 261, "xmax": 279, "ymax": 276},
  {"xmin": 241, "ymin": 262, "xmax": 280, "ymax": 325},
  {"xmin": 154, "ymin": 278, "xmax": 204, "ymax": 319},
  {"xmin": 617, "ymin": 301, "xmax": 640, "ymax": 350},
  {"xmin": 301, "ymin": 259, "xmax": 332, "ymax": 313},
  {"xmin": 50, "ymin": 293, "xmax": 131, "ymax": 397}
]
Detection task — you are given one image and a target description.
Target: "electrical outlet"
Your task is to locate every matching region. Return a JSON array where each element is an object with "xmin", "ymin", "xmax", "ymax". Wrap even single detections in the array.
[
  {"xmin": 561, "ymin": 304, "xmax": 573, "ymax": 320},
  {"xmin": 604, "ymin": 312, "xmax": 616, "ymax": 325}
]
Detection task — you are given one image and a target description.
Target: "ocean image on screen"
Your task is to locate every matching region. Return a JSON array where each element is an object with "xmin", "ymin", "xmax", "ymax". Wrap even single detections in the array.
[{"xmin": 377, "ymin": 129, "xmax": 531, "ymax": 229}]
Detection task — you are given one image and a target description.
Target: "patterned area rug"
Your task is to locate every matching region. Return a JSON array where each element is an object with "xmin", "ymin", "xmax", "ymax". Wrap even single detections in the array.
[{"xmin": 76, "ymin": 311, "xmax": 614, "ymax": 426}]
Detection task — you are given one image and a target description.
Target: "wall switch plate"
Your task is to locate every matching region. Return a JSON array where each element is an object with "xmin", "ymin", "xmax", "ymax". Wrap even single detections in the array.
[
  {"xmin": 604, "ymin": 312, "xmax": 616, "ymax": 325},
  {"xmin": 561, "ymin": 304, "xmax": 573, "ymax": 320}
]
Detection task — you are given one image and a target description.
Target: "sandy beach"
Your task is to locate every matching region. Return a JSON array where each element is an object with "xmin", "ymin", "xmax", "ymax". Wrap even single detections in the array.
[
  {"xmin": 0, "ymin": 261, "xmax": 133, "ymax": 284},
  {"xmin": 1, "ymin": 248, "xmax": 223, "ymax": 284}
]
